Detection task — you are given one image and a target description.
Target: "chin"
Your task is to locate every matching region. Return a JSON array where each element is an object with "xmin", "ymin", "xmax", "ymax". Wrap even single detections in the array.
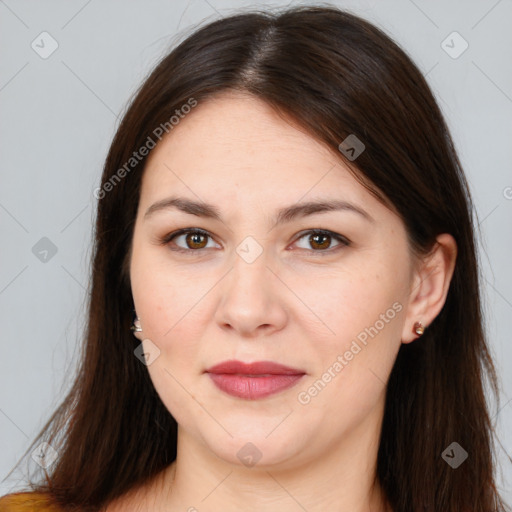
[{"xmin": 200, "ymin": 428, "xmax": 302, "ymax": 469}]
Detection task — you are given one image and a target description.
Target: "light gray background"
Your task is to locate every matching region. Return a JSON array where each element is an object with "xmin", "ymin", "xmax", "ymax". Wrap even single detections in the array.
[{"xmin": 1, "ymin": 0, "xmax": 511, "ymax": 503}]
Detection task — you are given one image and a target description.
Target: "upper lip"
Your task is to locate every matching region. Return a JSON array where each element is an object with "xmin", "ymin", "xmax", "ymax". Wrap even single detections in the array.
[{"xmin": 205, "ymin": 360, "xmax": 305, "ymax": 375}]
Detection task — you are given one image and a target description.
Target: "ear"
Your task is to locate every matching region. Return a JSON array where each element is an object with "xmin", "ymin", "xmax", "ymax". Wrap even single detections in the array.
[{"xmin": 401, "ymin": 233, "xmax": 457, "ymax": 344}]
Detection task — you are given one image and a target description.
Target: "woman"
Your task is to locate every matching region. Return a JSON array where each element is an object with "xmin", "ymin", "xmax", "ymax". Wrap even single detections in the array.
[{"xmin": 0, "ymin": 4, "xmax": 509, "ymax": 512}]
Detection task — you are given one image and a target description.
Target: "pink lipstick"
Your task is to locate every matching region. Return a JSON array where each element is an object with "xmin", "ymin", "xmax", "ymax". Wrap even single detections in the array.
[{"xmin": 205, "ymin": 360, "xmax": 305, "ymax": 400}]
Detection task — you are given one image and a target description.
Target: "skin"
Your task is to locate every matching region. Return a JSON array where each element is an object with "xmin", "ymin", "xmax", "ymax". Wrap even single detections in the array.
[{"xmin": 109, "ymin": 91, "xmax": 457, "ymax": 512}]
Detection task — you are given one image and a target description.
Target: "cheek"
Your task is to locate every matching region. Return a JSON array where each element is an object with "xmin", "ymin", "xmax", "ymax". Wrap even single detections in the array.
[
  {"xmin": 131, "ymin": 257, "xmax": 207, "ymax": 427},
  {"xmin": 130, "ymin": 248, "xmax": 203, "ymax": 403},
  {"xmin": 130, "ymin": 244, "xmax": 200, "ymax": 337},
  {"xmin": 292, "ymin": 265, "xmax": 406, "ymax": 420},
  {"xmin": 291, "ymin": 262, "xmax": 406, "ymax": 345}
]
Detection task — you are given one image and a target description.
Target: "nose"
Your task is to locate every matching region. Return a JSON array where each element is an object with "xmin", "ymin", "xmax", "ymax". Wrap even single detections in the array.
[{"xmin": 214, "ymin": 247, "xmax": 288, "ymax": 338}]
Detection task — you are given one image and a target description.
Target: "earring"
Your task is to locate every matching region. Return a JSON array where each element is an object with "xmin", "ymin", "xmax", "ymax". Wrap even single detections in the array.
[
  {"xmin": 413, "ymin": 321, "xmax": 424, "ymax": 336},
  {"xmin": 130, "ymin": 317, "xmax": 142, "ymax": 333}
]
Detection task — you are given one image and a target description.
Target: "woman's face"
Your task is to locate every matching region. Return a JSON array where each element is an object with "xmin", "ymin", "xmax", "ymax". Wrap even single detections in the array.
[{"xmin": 129, "ymin": 92, "xmax": 416, "ymax": 469}]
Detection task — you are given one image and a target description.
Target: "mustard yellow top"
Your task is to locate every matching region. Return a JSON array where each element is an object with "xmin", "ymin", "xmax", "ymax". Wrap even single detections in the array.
[{"xmin": 0, "ymin": 492, "xmax": 63, "ymax": 511}]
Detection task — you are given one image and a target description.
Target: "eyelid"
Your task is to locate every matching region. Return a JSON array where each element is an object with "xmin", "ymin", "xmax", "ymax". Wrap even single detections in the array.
[{"xmin": 161, "ymin": 227, "xmax": 351, "ymax": 255}]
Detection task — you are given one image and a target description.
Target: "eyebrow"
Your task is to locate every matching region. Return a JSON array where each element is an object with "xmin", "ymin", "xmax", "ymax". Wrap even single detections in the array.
[{"xmin": 144, "ymin": 196, "xmax": 374, "ymax": 225}]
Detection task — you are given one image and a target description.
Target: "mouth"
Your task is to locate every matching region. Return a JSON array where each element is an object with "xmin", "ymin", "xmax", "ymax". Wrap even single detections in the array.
[{"xmin": 205, "ymin": 360, "xmax": 306, "ymax": 400}]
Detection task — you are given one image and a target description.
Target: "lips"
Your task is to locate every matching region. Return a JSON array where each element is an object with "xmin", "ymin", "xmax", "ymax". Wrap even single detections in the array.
[{"xmin": 205, "ymin": 360, "xmax": 306, "ymax": 400}]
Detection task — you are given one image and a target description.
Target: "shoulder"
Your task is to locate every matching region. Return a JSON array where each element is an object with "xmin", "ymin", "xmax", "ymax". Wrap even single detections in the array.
[{"xmin": 0, "ymin": 492, "xmax": 64, "ymax": 511}]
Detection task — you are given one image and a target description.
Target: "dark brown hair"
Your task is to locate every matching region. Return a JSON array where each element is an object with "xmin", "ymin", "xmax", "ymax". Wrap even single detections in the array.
[{"xmin": 6, "ymin": 4, "xmax": 510, "ymax": 511}]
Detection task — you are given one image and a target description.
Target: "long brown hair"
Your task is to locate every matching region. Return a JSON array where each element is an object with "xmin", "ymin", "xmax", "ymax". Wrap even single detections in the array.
[{"xmin": 7, "ymin": 5, "xmax": 510, "ymax": 511}]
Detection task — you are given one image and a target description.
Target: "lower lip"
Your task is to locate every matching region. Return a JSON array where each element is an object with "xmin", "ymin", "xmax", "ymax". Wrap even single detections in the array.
[{"xmin": 207, "ymin": 373, "xmax": 305, "ymax": 400}]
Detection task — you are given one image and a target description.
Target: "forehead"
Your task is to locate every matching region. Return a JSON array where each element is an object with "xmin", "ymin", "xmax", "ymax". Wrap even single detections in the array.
[{"xmin": 139, "ymin": 93, "xmax": 381, "ymax": 218}]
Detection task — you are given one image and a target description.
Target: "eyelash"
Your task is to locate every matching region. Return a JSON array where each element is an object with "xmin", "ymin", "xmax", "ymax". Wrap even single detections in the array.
[{"xmin": 159, "ymin": 228, "xmax": 351, "ymax": 256}]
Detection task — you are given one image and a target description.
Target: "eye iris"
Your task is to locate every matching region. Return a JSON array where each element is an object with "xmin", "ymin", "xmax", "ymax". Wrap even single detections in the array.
[
  {"xmin": 186, "ymin": 232, "xmax": 207, "ymax": 249},
  {"xmin": 310, "ymin": 233, "xmax": 330, "ymax": 250}
]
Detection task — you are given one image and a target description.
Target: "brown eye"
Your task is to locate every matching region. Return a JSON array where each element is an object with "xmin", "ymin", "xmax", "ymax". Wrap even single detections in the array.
[
  {"xmin": 293, "ymin": 229, "xmax": 350, "ymax": 254},
  {"xmin": 163, "ymin": 228, "xmax": 218, "ymax": 253}
]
